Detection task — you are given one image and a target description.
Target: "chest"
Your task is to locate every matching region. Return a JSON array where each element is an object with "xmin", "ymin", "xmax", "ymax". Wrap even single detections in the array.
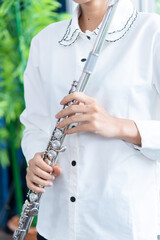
[{"xmin": 39, "ymin": 35, "xmax": 158, "ymax": 121}]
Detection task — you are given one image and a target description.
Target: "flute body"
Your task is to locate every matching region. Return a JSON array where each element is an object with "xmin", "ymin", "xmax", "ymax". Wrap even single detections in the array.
[{"xmin": 13, "ymin": 1, "xmax": 119, "ymax": 239}]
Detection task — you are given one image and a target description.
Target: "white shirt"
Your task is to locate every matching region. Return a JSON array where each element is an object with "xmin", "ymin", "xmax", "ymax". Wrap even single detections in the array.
[{"xmin": 20, "ymin": 0, "xmax": 160, "ymax": 239}]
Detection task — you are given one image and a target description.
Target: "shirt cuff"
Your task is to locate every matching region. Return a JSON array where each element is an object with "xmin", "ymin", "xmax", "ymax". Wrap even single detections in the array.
[{"xmin": 133, "ymin": 120, "xmax": 160, "ymax": 161}]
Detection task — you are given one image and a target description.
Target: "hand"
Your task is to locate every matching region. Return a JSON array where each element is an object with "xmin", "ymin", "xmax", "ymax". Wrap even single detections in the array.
[
  {"xmin": 26, "ymin": 152, "xmax": 62, "ymax": 193},
  {"xmin": 55, "ymin": 92, "xmax": 119, "ymax": 138}
]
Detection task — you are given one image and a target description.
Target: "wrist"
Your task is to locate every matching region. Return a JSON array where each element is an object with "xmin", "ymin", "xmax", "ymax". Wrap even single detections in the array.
[
  {"xmin": 112, "ymin": 117, "xmax": 124, "ymax": 138},
  {"xmin": 113, "ymin": 117, "xmax": 141, "ymax": 146},
  {"xmin": 110, "ymin": 116, "xmax": 124, "ymax": 138}
]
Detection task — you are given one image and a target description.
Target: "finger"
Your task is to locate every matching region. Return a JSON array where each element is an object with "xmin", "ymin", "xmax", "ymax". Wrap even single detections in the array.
[
  {"xmin": 52, "ymin": 164, "xmax": 62, "ymax": 176},
  {"xmin": 55, "ymin": 104, "xmax": 89, "ymax": 119},
  {"xmin": 30, "ymin": 173, "xmax": 53, "ymax": 188},
  {"xmin": 44, "ymin": 158, "xmax": 52, "ymax": 166},
  {"xmin": 32, "ymin": 166, "xmax": 55, "ymax": 181},
  {"xmin": 34, "ymin": 156, "xmax": 53, "ymax": 173},
  {"xmin": 56, "ymin": 114, "xmax": 91, "ymax": 129},
  {"xmin": 65, "ymin": 123, "xmax": 94, "ymax": 135},
  {"xmin": 60, "ymin": 92, "xmax": 94, "ymax": 106},
  {"xmin": 27, "ymin": 180, "xmax": 45, "ymax": 193}
]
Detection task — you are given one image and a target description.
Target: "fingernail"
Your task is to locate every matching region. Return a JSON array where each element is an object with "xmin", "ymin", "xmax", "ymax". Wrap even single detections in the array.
[
  {"xmin": 52, "ymin": 175, "xmax": 55, "ymax": 180},
  {"xmin": 41, "ymin": 189, "xmax": 45, "ymax": 193}
]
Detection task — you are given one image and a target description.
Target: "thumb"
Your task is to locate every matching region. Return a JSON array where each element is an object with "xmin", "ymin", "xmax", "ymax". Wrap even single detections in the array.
[{"xmin": 52, "ymin": 164, "xmax": 62, "ymax": 176}]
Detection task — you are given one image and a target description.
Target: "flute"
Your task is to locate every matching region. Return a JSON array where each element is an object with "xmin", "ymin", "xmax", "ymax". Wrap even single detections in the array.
[{"xmin": 13, "ymin": 1, "xmax": 119, "ymax": 239}]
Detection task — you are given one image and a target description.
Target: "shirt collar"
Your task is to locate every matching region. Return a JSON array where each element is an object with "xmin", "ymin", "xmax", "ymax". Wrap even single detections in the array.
[{"xmin": 59, "ymin": 0, "xmax": 138, "ymax": 46}]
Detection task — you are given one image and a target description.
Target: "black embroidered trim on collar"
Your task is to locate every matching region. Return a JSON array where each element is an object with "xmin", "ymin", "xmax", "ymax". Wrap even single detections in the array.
[
  {"xmin": 59, "ymin": 8, "xmax": 138, "ymax": 47},
  {"xmin": 99, "ymin": 10, "xmax": 135, "ymax": 35},
  {"xmin": 59, "ymin": 19, "xmax": 80, "ymax": 46},
  {"xmin": 94, "ymin": 10, "xmax": 138, "ymax": 43},
  {"xmin": 59, "ymin": 32, "xmax": 81, "ymax": 47},
  {"xmin": 63, "ymin": 20, "xmax": 72, "ymax": 39}
]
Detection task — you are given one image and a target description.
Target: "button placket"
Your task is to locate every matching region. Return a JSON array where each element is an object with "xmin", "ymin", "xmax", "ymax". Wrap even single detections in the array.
[
  {"xmin": 68, "ymin": 134, "xmax": 79, "ymax": 240},
  {"xmin": 67, "ymin": 43, "xmax": 90, "ymax": 239}
]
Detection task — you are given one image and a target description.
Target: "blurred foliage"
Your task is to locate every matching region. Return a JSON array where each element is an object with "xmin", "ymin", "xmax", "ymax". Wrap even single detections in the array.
[
  {"xmin": 0, "ymin": 0, "xmax": 70, "ymax": 167},
  {"xmin": 156, "ymin": 0, "xmax": 160, "ymax": 13}
]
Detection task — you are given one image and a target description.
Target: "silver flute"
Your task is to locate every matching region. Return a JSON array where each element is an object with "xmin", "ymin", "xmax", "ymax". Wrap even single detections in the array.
[{"xmin": 13, "ymin": 1, "xmax": 119, "ymax": 239}]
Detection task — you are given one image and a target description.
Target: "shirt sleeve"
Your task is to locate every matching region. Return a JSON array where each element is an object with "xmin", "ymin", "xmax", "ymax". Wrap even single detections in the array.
[
  {"xmin": 133, "ymin": 31, "xmax": 160, "ymax": 161},
  {"xmin": 20, "ymin": 36, "xmax": 51, "ymax": 163}
]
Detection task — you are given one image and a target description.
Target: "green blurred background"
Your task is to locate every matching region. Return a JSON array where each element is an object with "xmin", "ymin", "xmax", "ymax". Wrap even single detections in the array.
[{"xmin": 157, "ymin": 0, "xmax": 160, "ymax": 12}]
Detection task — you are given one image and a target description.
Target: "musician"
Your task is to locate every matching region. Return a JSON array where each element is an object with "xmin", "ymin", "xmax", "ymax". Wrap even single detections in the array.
[{"xmin": 20, "ymin": 0, "xmax": 160, "ymax": 239}]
